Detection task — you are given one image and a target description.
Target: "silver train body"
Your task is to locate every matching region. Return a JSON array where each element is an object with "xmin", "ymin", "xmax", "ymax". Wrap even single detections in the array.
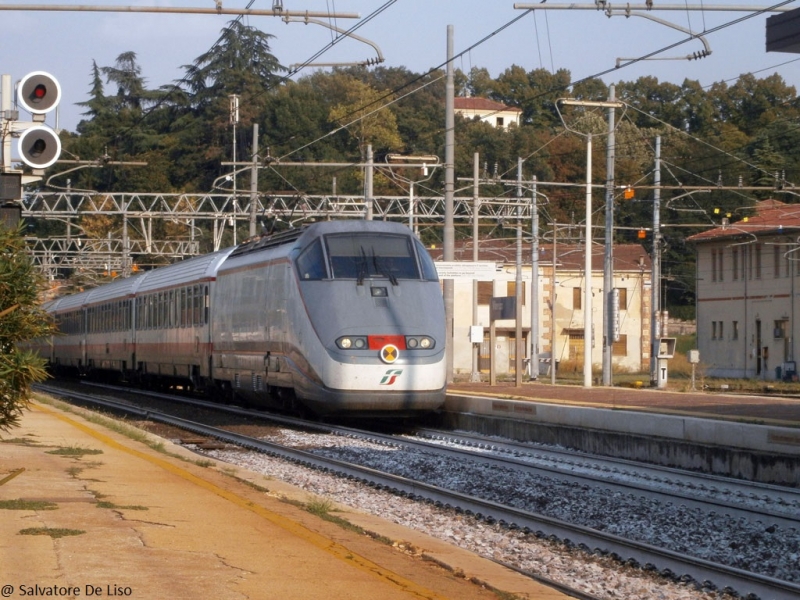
[{"xmin": 41, "ymin": 221, "xmax": 446, "ymax": 415}]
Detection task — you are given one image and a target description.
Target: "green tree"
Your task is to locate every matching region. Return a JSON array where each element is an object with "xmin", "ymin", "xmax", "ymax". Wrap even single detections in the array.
[{"xmin": 0, "ymin": 224, "xmax": 53, "ymax": 431}]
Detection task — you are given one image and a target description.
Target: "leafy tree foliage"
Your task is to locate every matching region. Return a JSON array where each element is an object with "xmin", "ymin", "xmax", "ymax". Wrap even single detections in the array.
[
  {"xmin": 0, "ymin": 224, "xmax": 53, "ymax": 431},
  {"xmin": 36, "ymin": 22, "xmax": 800, "ymax": 315}
]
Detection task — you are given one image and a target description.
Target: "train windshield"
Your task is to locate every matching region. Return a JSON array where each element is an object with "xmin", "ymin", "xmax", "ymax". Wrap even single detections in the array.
[{"xmin": 326, "ymin": 233, "xmax": 421, "ymax": 282}]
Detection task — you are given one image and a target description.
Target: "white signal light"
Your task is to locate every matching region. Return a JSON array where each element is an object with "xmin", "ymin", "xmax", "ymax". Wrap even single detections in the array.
[{"xmin": 18, "ymin": 125, "xmax": 61, "ymax": 169}]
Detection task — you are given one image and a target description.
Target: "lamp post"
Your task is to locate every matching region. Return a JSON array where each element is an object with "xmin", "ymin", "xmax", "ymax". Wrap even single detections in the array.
[{"xmin": 557, "ymin": 97, "xmax": 623, "ymax": 388}]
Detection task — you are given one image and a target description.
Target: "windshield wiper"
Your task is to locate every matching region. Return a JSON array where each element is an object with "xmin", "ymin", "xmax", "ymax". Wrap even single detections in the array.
[
  {"xmin": 357, "ymin": 247, "xmax": 368, "ymax": 285},
  {"xmin": 372, "ymin": 251, "xmax": 398, "ymax": 286}
]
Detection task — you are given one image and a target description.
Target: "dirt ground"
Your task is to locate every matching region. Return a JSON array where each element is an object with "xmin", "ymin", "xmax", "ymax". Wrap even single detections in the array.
[{"xmin": 0, "ymin": 397, "xmax": 571, "ymax": 600}]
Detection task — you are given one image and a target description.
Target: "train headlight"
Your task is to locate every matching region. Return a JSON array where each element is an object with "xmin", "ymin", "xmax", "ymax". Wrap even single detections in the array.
[
  {"xmin": 404, "ymin": 336, "xmax": 434, "ymax": 349},
  {"xmin": 336, "ymin": 336, "xmax": 368, "ymax": 350}
]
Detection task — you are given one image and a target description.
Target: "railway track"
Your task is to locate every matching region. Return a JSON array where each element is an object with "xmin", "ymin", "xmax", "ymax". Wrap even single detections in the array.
[{"xmin": 36, "ymin": 382, "xmax": 800, "ymax": 600}]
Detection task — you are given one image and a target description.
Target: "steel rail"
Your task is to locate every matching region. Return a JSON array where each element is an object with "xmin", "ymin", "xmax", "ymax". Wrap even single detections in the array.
[
  {"xmin": 54, "ymin": 382, "xmax": 800, "ymax": 528},
  {"xmin": 35, "ymin": 383, "xmax": 800, "ymax": 600}
]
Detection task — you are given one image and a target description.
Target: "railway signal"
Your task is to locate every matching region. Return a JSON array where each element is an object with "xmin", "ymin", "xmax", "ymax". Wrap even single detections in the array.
[
  {"xmin": 16, "ymin": 71, "xmax": 61, "ymax": 115},
  {"xmin": 12, "ymin": 71, "xmax": 62, "ymax": 170},
  {"xmin": 17, "ymin": 125, "xmax": 61, "ymax": 169}
]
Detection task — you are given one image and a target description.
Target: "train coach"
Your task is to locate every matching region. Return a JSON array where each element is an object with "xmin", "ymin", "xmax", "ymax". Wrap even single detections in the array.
[{"xmin": 41, "ymin": 220, "xmax": 447, "ymax": 416}]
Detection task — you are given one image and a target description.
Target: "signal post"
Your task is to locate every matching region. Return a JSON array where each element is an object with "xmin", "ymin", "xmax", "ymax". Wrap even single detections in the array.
[{"xmin": 1, "ymin": 71, "xmax": 62, "ymax": 227}]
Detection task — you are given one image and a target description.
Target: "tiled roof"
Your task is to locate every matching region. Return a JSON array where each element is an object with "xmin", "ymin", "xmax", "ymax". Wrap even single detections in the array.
[
  {"xmin": 427, "ymin": 239, "xmax": 651, "ymax": 271},
  {"xmin": 687, "ymin": 199, "xmax": 800, "ymax": 243},
  {"xmin": 454, "ymin": 97, "xmax": 521, "ymax": 113}
]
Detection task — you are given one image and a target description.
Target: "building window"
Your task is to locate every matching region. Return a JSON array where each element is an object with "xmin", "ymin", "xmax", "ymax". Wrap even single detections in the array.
[
  {"xmin": 774, "ymin": 245, "xmax": 781, "ymax": 278},
  {"xmin": 711, "ymin": 248, "xmax": 717, "ymax": 282},
  {"xmin": 775, "ymin": 320, "xmax": 788, "ymax": 339},
  {"xmin": 718, "ymin": 247, "xmax": 724, "ymax": 281},
  {"xmin": 746, "ymin": 245, "xmax": 753, "ymax": 280},
  {"xmin": 616, "ymin": 287, "xmax": 628, "ymax": 310},
  {"xmin": 573, "ymin": 287, "xmax": 582, "ymax": 310},
  {"xmin": 612, "ymin": 334, "xmax": 628, "ymax": 356},
  {"xmin": 477, "ymin": 281, "xmax": 493, "ymax": 305},
  {"xmin": 712, "ymin": 321, "xmax": 717, "ymax": 340},
  {"xmin": 719, "ymin": 321, "xmax": 724, "ymax": 340},
  {"xmin": 732, "ymin": 321, "xmax": 739, "ymax": 340},
  {"xmin": 732, "ymin": 247, "xmax": 739, "ymax": 281},
  {"xmin": 507, "ymin": 281, "xmax": 526, "ymax": 305},
  {"xmin": 496, "ymin": 117, "xmax": 504, "ymax": 128},
  {"xmin": 755, "ymin": 243, "xmax": 762, "ymax": 279}
]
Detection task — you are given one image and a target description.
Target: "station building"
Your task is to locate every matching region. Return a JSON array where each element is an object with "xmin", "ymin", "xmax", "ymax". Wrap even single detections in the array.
[
  {"xmin": 430, "ymin": 239, "xmax": 652, "ymax": 377},
  {"xmin": 688, "ymin": 199, "xmax": 800, "ymax": 381}
]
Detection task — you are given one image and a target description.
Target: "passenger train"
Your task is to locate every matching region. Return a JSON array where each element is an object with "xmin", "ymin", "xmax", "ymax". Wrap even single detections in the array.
[{"xmin": 39, "ymin": 221, "xmax": 447, "ymax": 416}]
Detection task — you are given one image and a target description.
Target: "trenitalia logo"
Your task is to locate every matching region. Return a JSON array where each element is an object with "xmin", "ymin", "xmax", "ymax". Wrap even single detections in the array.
[{"xmin": 379, "ymin": 369, "xmax": 403, "ymax": 385}]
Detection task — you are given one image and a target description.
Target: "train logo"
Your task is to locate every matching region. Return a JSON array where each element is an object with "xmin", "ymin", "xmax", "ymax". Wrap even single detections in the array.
[
  {"xmin": 379, "ymin": 344, "xmax": 400, "ymax": 364},
  {"xmin": 379, "ymin": 369, "xmax": 403, "ymax": 385}
]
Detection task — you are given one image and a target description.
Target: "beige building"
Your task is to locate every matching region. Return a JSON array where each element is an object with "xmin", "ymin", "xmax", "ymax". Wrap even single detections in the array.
[
  {"xmin": 454, "ymin": 97, "xmax": 522, "ymax": 129},
  {"xmin": 431, "ymin": 239, "xmax": 652, "ymax": 377},
  {"xmin": 688, "ymin": 199, "xmax": 800, "ymax": 381}
]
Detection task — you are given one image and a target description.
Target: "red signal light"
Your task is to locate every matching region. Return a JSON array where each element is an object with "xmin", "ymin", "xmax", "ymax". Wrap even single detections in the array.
[{"xmin": 17, "ymin": 71, "xmax": 61, "ymax": 115}]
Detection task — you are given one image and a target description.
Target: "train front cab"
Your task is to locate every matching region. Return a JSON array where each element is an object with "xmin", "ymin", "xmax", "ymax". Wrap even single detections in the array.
[{"xmin": 290, "ymin": 224, "xmax": 447, "ymax": 415}]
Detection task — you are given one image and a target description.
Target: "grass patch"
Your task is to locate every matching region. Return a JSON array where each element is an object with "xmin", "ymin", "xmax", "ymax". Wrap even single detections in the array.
[
  {"xmin": 195, "ymin": 459, "xmax": 216, "ymax": 468},
  {"xmin": 65, "ymin": 466, "xmax": 84, "ymax": 478},
  {"xmin": 46, "ymin": 446, "xmax": 103, "ymax": 457},
  {"xmin": 279, "ymin": 495, "xmax": 390, "ymax": 541},
  {"xmin": 96, "ymin": 501, "xmax": 148, "ymax": 511},
  {"xmin": 19, "ymin": 527, "xmax": 85, "ymax": 538},
  {"xmin": 0, "ymin": 499, "xmax": 58, "ymax": 511},
  {"xmin": 0, "ymin": 437, "xmax": 40, "ymax": 446},
  {"xmin": 34, "ymin": 395, "xmax": 166, "ymax": 453},
  {"xmin": 306, "ymin": 497, "xmax": 336, "ymax": 517}
]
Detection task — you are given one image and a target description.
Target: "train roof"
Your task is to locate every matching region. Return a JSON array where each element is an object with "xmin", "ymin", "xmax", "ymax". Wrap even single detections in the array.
[
  {"xmin": 226, "ymin": 221, "xmax": 416, "ymax": 258},
  {"xmin": 135, "ymin": 247, "xmax": 236, "ymax": 294},
  {"xmin": 221, "ymin": 221, "xmax": 417, "ymax": 271}
]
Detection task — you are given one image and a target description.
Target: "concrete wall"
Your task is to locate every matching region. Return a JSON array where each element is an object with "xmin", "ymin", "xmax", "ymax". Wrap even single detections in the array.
[{"xmin": 440, "ymin": 394, "xmax": 800, "ymax": 486}]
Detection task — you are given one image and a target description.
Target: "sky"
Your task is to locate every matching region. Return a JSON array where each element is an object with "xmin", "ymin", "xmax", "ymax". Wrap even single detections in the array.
[{"xmin": 1, "ymin": 0, "xmax": 800, "ymax": 136}]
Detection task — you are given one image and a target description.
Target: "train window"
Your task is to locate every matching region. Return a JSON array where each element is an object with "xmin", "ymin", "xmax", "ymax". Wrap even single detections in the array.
[
  {"xmin": 203, "ymin": 285, "xmax": 209, "ymax": 325},
  {"xmin": 193, "ymin": 285, "xmax": 201, "ymax": 325},
  {"xmin": 181, "ymin": 288, "xmax": 187, "ymax": 328},
  {"xmin": 326, "ymin": 234, "xmax": 420, "ymax": 280},
  {"xmin": 295, "ymin": 239, "xmax": 327, "ymax": 280},
  {"xmin": 413, "ymin": 238, "xmax": 439, "ymax": 281}
]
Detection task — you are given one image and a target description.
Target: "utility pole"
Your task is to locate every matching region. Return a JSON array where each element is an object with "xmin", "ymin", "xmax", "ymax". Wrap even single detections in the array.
[
  {"xmin": 650, "ymin": 136, "xmax": 662, "ymax": 386},
  {"xmin": 471, "ymin": 152, "xmax": 481, "ymax": 383},
  {"xmin": 444, "ymin": 25, "xmax": 455, "ymax": 383},
  {"xmin": 365, "ymin": 144, "xmax": 373, "ymax": 220},
  {"xmin": 249, "ymin": 123, "xmax": 259, "ymax": 238},
  {"xmin": 515, "ymin": 158, "xmax": 524, "ymax": 387},
  {"xmin": 229, "ymin": 94, "xmax": 239, "ymax": 245},
  {"xmin": 602, "ymin": 85, "xmax": 617, "ymax": 386},
  {"xmin": 530, "ymin": 176, "xmax": 539, "ymax": 380}
]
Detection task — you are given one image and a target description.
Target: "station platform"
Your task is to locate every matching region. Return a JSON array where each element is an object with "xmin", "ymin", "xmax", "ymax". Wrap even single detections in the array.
[
  {"xmin": 448, "ymin": 380, "xmax": 800, "ymax": 428},
  {"xmin": 0, "ymin": 397, "xmax": 571, "ymax": 600}
]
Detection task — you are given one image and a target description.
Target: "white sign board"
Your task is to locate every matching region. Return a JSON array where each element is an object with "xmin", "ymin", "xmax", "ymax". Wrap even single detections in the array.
[{"xmin": 434, "ymin": 261, "xmax": 499, "ymax": 280}]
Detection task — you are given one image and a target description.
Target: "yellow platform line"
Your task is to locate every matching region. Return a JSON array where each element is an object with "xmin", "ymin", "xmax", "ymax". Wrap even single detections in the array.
[{"xmin": 33, "ymin": 402, "xmax": 450, "ymax": 600}]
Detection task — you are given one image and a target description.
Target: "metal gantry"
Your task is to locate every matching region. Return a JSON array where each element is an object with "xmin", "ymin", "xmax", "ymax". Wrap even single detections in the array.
[{"xmin": 20, "ymin": 190, "xmax": 541, "ymax": 274}]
